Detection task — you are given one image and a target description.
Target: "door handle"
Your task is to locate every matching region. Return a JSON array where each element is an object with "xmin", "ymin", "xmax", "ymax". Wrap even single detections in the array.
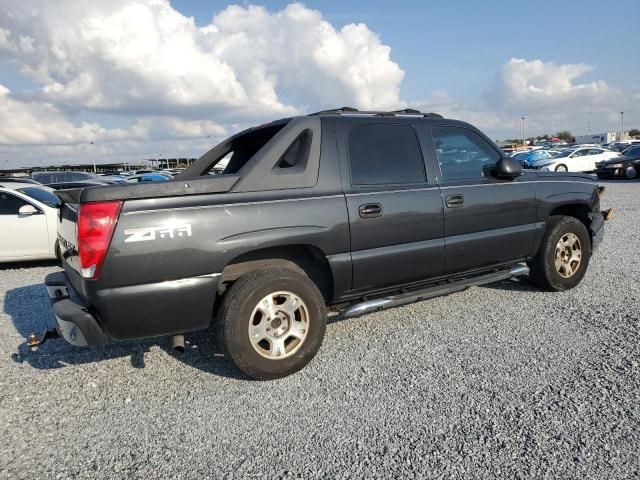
[
  {"xmin": 358, "ymin": 203, "xmax": 383, "ymax": 218},
  {"xmin": 445, "ymin": 194, "xmax": 464, "ymax": 208}
]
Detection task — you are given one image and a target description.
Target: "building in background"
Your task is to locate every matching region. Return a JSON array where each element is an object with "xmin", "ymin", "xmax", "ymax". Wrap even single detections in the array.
[{"xmin": 574, "ymin": 132, "xmax": 639, "ymax": 144}]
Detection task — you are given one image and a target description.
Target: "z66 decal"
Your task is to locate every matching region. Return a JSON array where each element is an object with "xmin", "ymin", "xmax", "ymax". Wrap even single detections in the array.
[{"xmin": 124, "ymin": 224, "xmax": 192, "ymax": 243}]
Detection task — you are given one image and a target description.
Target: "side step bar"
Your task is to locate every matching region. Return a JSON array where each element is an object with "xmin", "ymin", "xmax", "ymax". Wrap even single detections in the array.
[{"xmin": 342, "ymin": 264, "xmax": 530, "ymax": 318}]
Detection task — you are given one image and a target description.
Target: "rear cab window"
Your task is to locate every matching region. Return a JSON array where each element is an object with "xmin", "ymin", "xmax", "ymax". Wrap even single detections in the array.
[{"xmin": 347, "ymin": 124, "xmax": 427, "ymax": 186}]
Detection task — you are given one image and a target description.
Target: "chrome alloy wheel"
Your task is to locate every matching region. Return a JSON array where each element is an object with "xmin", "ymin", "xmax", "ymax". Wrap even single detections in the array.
[
  {"xmin": 248, "ymin": 291, "xmax": 309, "ymax": 359},
  {"xmin": 554, "ymin": 233, "xmax": 582, "ymax": 278}
]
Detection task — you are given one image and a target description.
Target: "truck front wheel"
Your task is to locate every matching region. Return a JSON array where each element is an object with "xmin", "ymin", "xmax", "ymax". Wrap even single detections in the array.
[
  {"xmin": 528, "ymin": 215, "xmax": 591, "ymax": 291},
  {"xmin": 217, "ymin": 267, "xmax": 327, "ymax": 380}
]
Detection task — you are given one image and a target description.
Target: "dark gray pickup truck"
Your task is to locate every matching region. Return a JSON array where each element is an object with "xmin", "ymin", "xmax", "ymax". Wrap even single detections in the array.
[{"xmin": 43, "ymin": 107, "xmax": 608, "ymax": 379}]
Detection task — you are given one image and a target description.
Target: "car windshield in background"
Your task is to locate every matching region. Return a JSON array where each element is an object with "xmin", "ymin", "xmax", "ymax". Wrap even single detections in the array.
[
  {"xmin": 17, "ymin": 187, "xmax": 61, "ymax": 208},
  {"xmin": 623, "ymin": 146, "xmax": 640, "ymax": 157},
  {"xmin": 32, "ymin": 172, "xmax": 96, "ymax": 184},
  {"xmin": 553, "ymin": 149, "xmax": 575, "ymax": 158}
]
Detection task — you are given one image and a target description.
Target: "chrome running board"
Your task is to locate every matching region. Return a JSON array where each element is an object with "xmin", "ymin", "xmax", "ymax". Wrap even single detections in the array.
[{"xmin": 342, "ymin": 265, "xmax": 530, "ymax": 318}]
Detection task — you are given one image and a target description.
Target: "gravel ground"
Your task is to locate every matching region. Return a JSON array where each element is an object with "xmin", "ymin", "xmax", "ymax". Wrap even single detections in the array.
[{"xmin": 1, "ymin": 180, "xmax": 639, "ymax": 479}]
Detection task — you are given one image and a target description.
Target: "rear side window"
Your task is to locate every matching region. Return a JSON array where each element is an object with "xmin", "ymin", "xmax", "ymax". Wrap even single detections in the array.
[
  {"xmin": 276, "ymin": 129, "xmax": 312, "ymax": 169},
  {"xmin": 348, "ymin": 124, "xmax": 426, "ymax": 185}
]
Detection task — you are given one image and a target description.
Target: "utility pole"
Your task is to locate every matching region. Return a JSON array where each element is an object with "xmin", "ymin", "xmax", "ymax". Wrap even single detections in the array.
[
  {"xmin": 90, "ymin": 127, "xmax": 99, "ymax": 173},
  {"xmin": 620, "ymin": 111, "xmax": 624, "ymax": 141},
  {"xmin": 521, "ymin": 116, "xmax": 525, "ymax": 148},
  {"xmin": 91, "ymin": 141, "xmax": 96, "ymax": 173}
]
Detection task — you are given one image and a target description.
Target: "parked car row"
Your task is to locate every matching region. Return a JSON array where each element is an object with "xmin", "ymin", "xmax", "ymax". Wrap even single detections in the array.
[
  {"xmin": 526, "ymin": 147, "xmax": 620, "ymax": 173},
  {"xmin": 510, "ymin": 140, "xmax": 640, "ymax": 178}
]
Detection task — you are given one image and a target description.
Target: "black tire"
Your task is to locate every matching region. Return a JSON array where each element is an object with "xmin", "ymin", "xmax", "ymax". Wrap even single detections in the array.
[
  {"xmin": 217, "ymin": 267, "xmax": 327, "ymax": 380},
  {"xmin": 623, "ymin": 165, "xmax": 637, "ymax": 180},
  {"xmin": 528, "ymin": 215, "xmax": 591, "ymax": 291},
  {"xmin": 555, "ymin": 164, "xmax": 568, "ymax": 172},
  {"xmin": 54, "ymin": 240, "xmax": 62, "ymax": 263}
]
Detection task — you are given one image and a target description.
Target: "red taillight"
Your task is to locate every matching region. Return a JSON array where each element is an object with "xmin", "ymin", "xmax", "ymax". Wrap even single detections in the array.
[{"xmin": 77, "ymin": 201, "xmax": 122, "ymax": 279}]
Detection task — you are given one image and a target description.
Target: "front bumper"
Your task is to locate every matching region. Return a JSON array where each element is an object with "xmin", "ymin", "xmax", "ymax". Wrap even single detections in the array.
[
  {"xmin": 44, "ymin": 272, "xmax": 107, "ymax": 346},
  {"xmin": 589, "ymin": 210, "xmax": 608, "ymax": 251},
  {"xmin": 595, "ymin": 167, "xmax": 621, "ymax": 178}
]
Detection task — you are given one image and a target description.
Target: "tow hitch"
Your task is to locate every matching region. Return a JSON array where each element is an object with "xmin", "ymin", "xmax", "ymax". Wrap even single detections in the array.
[{"xmin": 26, "ymin": 329, "xmax": 60, "ymax": 347}]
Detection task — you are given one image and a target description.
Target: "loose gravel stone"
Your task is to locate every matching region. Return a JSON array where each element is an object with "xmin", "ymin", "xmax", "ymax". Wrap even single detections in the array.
[{"xmin": 0, "ymin": 179, "xmax": 638, "ymax": 479}]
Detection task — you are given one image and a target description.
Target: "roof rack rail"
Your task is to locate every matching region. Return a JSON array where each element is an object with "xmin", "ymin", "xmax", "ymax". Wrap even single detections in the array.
[
  {"xmin": 309, "ymin": 106, "xmax": 359, "ymax": 116},
  {"xmin": 391, "ymin": 108, "xmax": 421, "ymax": 114},
  {"xmin": 309, "ymin": 107, "xmax": 442, "ymax": 118}
]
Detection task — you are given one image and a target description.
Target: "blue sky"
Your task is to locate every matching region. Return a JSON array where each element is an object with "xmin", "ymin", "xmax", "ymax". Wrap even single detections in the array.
[{"xmin": 0, "ymin": 0, "xmax": 638, "ymax": 167}]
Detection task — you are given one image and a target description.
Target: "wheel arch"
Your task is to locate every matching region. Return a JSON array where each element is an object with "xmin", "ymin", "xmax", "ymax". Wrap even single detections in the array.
[
  {"xmin": 219, "ymin": 244, "xmax": 335, "ymax": 303},
  {"xmin": 548, "ymin": 203, "xmax": 592, "ymax": 231}
]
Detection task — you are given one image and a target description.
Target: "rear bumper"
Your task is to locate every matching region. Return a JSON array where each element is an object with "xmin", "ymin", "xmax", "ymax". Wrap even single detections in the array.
[
  {"xmin": 45, "ymin": 269, "xmax": 220, "ymax": 346},
  {"xmin": 44, "ymin": 272, "xmax": 108, "ymax": 346}
]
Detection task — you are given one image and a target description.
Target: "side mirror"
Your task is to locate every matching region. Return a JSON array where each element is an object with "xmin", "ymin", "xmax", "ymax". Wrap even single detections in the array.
[
  {"xmin": 495, "ymin": 156, "xmax": 523, "ymax": 179},
  {"xmin": 18, "ymin": 204, "xmax": 39, "ymax": 215}
]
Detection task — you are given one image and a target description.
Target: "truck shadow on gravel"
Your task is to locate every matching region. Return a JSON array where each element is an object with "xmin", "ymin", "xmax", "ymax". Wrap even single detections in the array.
[
  {"xmin": 5, "ymin": 283, "xmax": 247, "ymax": 380},
  {"xmin": 0, "ymin": 260, "xmax": 60, "ymax": 271},
  {"xmin": 6, "ymin": 277, "xmax": 534, "ymax": 379},
  {"xmin": 480, "ymin": 276, "xmax": 539, "ymax": 293}
]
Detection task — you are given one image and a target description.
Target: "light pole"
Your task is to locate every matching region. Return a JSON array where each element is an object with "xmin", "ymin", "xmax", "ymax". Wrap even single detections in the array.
[
  {"xmin": 620, "ymin": 111, "xmax": 624, "ymax": 141},
  {"xmin": 89, "ymin": 127, "xmax": 99, "ymax": 173},
  {"xmin": 91, "ymin": 141, "xmax": 96, "ymax": 173},
  {"xmin": 588, "ymin": 111, "xmax": 591, "ymax": 136},
  {"xmin": 521, "ymin": 116, "xmax": 526, "ymax": 148}
]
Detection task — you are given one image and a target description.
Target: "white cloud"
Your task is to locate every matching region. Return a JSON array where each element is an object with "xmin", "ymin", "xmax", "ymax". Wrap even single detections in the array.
[
  {"xmin": 0, "ymin": 1, "xmax": 636, "ymax": 167},
  {"xmin": 0, "ymin": 82, "xmax": 226, "ymax": 150},
  {"xmin": 0, "ymin": 84, "xmax": 130, "ymax": 145},
  {"xmin": 0, "ymin": 1, "xmax": 403, "ymax": 118},
  {"xmin": 489, "ymin": 58, "xmax": 623, "ymax": 112},
  {"xmin": 133, "ymin": 117, "xmax": 227, "ymax": 140},
  {"xmin": 416, "ymin": 59, "xmax": 637, "ymax": 140}
]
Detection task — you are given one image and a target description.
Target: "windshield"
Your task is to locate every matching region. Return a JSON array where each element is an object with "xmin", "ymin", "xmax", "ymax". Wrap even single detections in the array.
[
  {"xmin": 623, "ymin": 146, "xmax": 640, "ymax": 156},
  {"xmin": 17, "ymin": 187, "xmax": 61, "ymax": 208},
  {"xmin": 32, "ymin": 171, "xmax": 96, "ymax": 183},
  {"xmin": 553, "ymin": 149, "xmax": 575, "ymax": 158}
]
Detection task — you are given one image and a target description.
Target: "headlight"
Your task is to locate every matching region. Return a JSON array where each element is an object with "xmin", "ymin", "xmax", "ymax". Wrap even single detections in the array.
[{"xmin": 608, "ymin": 163, "xmax": 624, "ymax": 168}]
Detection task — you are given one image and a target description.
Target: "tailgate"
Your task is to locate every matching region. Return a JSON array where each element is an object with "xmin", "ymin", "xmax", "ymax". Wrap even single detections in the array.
[{"xmin": 57, "ymin": 200, "xmax": 82, "ymax": 278}]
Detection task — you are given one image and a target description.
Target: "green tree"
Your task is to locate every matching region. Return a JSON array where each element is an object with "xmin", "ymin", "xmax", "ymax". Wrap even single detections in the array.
[
  {"xmin": 628, "ymin": 128, "xmax": 640, "ymax": 138},
  {"xmin": 555, "ymin": 131, "xmax": 573, "ymax": 141}
]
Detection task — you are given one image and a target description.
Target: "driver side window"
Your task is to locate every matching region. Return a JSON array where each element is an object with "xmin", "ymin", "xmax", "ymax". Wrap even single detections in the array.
[
  {"xmin": 431, "ymin": 126, "xmax": 500, "ymax": 181},
  {"xmin": 0, "ymin": 192, "xmax": 30, "ymax": 215}
]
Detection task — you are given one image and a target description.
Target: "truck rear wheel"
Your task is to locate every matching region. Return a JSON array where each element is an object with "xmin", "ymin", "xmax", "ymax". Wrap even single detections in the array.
[
  {"xmin": 528, "ymin": 215, "xmax": 591, "ymax": 291},
  {"xmin": 217, "ymin": 267, "xmax": 327, "ymax": 379}
]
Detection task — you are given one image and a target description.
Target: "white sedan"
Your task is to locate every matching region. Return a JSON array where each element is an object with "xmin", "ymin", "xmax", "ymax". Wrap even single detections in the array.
[
  {"xmin": 0, "ymin": 183, "xmax": 61, "ymax": 262},
  {"xmin": 531, "ymin": 147, "xmax": 619, "ymax": 173}
]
